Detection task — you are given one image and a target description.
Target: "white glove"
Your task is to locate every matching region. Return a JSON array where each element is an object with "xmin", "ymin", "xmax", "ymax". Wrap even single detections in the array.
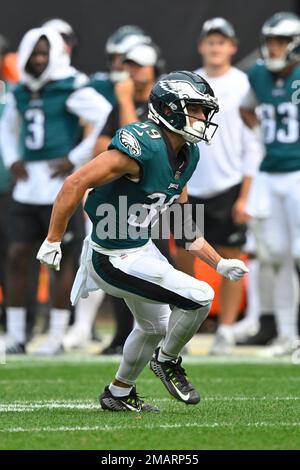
[
  {"xmin": 36, "ymin": 239, "xmax": 62, "ymax": 271},
  {"xmin": 216, "ymin": 258, "xmax": 249, "ymax": 281}
]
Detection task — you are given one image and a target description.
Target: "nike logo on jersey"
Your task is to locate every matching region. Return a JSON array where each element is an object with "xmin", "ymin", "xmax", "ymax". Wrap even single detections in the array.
[
  {"xmin": 171, "ymin": 382, "xmax": 190, "ymax": 402},
  {"xmin": 132, "ymin": 127, "xmax": 144, "ymax": 137}
]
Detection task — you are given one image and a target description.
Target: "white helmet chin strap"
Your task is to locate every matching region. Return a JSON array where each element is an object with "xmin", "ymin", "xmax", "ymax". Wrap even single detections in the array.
[
  {"xmin": 183, "ymin": 121, "xmax": 206, "ymax": 143},
  {"xmin": 181, "ymin": 98, "xmax": 206, "ymax": 143}
]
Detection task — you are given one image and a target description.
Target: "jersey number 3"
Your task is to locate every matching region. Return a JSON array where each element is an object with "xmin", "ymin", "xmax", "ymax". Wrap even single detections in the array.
[{"xmin": 25, "ymin": 109, "xmax": 45, "ymax": 150}]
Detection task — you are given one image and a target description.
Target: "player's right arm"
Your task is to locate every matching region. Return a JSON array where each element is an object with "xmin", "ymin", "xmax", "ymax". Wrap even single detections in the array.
[
  {"xmin": 37, "ymin": 149, "xmax": 139, "ymax": 269},
  {"xmin": 175, "ymin": 187, "xmax": 249, "ymax": 281}
]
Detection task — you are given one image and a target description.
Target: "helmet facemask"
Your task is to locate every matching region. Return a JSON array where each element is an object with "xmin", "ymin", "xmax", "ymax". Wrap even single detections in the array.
[
  {"xmin": 261, "ymin": 35, "xmax": 300, "ymax": 72},
  {"xmin": 180, "ymin": 99, "xmax": 218, "ymax": 144},
  {"xmin": 149, "ymin": 94, "xmax": 218, "ymax": 144}
]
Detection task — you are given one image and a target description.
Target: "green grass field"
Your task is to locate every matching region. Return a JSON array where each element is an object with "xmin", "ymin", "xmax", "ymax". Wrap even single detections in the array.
[{"xmin": 0, "ymin": 356, "xmax": 300, "ymax": 450}]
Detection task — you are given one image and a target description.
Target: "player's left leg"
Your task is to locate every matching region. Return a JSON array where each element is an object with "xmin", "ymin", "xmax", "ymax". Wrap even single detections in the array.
[
  {"xmin": 100, "ymin": 297, "xmax": 212, "ymax": 410},
  {"xmin": 93, "ymin": 241, "xmax": 214, "ymax": 408},
  {"xmin": 150, "ymin": 301, "xmax": 211, "ymax": 404},
  {"xmin": 100, "ymin": 300, "xmax": 170, "ymax": 412}
]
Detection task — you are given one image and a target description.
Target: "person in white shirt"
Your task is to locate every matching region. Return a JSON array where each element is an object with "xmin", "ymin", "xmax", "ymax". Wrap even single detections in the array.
[
  {"xmin": 175, "ymin": 18, "xmax": 263, "ymax": 354},
  {"xmin": 0, "ymin": 27, "xmax": 111, "ymax": 355}
]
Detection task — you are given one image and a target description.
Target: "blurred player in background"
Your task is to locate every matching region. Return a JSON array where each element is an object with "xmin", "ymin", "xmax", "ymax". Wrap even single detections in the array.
[
  {"xmin": 90, "ymin": 25, "xmax": 152, "ymax": 106},
  {"xmin": 41, "ymin": 18, "xmax": 105, "ymax": 350},
  {"xmin": 175, "ymin": 18, "xmax": 263, "ymax": 354},
  {"xmin": 241, "ymin": 12, "xmax": 300, "ymax": 356},
  {"xmin": 95, "ymin": 42, "xmax": 164, "ymax": 152},
  {"xmin": 0, "ymin": 27, "xmax": 111, "ymax": 354}
]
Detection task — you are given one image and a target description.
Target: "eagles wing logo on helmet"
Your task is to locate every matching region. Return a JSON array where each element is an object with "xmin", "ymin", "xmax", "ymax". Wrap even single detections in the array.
[
  {"xmin": 160, "ymin": 79, "xmax": 198, "ymax": 97},
  {"xmin": 160, "ymin": 80, "xmax": 181, "ymax": 94},
  {"xmin": 119, "ymin": 129, "xmax": 142, "ymax": 156},
  {"xmin": 159, "ymin": 79, "xmax": 218, "ymax": 104}
]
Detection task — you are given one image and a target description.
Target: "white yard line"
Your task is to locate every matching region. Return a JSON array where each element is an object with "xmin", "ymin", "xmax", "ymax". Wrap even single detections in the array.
[
  {"xmin": 1, "ymin": 422, "xmax": 300, "ymax": 433},
  {"xmin": 1, "ymin": 376, "xmax": 300, "ymax": 385},
  {"xmin": 0, "ymin": 379, "xmax": 65, "ymax": 385},
  {"xmin": 1, "ymin": 354, "xmax": 296, "ymax": 366},
  {"xmin": 0, "ymin": 396, "xmax": 299, "ymax": 412}
]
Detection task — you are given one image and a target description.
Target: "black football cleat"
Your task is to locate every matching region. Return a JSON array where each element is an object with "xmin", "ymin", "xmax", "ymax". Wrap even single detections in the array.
[
  {"xmin": 99, "ymin": 385, "xmax": 160, "ymax": 412},
  {"xmin": 150, "ymin": 348, "xmax": 200, "ymax": 405}
]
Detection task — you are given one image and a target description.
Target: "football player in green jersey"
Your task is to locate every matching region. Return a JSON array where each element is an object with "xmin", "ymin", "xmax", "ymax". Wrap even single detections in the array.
[
  {"xmin": 1, "ymin": 27, "xmax": 111, "ymax": 355},
  {"xmin": 38, "ymin": 71, "xmax": 248, "ymax": 411},
  {"xmin": 89, "ymin": 25, "xmax": 152, "ymax": 107},
  {"xmin": 240, "ymin": 12, "xmax": 300, "ymax": 356}
]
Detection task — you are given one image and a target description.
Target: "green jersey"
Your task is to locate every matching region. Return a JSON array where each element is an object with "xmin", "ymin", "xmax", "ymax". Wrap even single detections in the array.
[
  {"xmin": 89, "ymin": 73, "xmax": 116, "ymax": 106},
  {"xmin": 0, "ymin": 81, "xmax": 12, "ymax": 193},
  {"xmin": 13, "ymin": 77, "xmax": 82, "ymax": 162},
  {"xmin": 248, "ymin": 60, "xmax": 300, "ymax": 172},
  {"xmin": 85, "ymin": 121, "xmax": 200, "ymax": 249}
]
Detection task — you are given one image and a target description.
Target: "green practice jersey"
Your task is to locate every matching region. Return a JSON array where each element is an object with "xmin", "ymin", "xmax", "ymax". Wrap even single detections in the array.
[
  {"xmin": 13, "ymin": 77, "xmax": 82, "ymax": 162},
  {"xmin": 85, "ymin": 121, "xmax": 200, "ymax": 249},
  {"xmin": 249, "ymin": 60, "xmax": 300, "ymax": 172},
  {"xmin": 89, "ymin": 73, "xmax": 116, "ymax": 106}
]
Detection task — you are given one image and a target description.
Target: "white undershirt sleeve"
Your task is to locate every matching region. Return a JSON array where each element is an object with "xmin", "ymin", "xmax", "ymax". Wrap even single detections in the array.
[{"xmin": 240, "ymin": 86, "xmax": 258, "ymax": 110}]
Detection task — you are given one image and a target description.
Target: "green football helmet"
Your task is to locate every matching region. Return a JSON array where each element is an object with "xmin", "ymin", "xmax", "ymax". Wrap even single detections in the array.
[
  {"xmin": 261, "ymin": 12, "xmax": 300, "ymax": 72},
  {"xmin": 105, "ymin": 25, "xmax": 152, "ymax": 82},
  {"xmin": 105, "ymin": 25, "xmax": 151, "ymax": 55},
  {"xmin": 148, "ymin": 71, "xmax": 219, "ymax": 144}
]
